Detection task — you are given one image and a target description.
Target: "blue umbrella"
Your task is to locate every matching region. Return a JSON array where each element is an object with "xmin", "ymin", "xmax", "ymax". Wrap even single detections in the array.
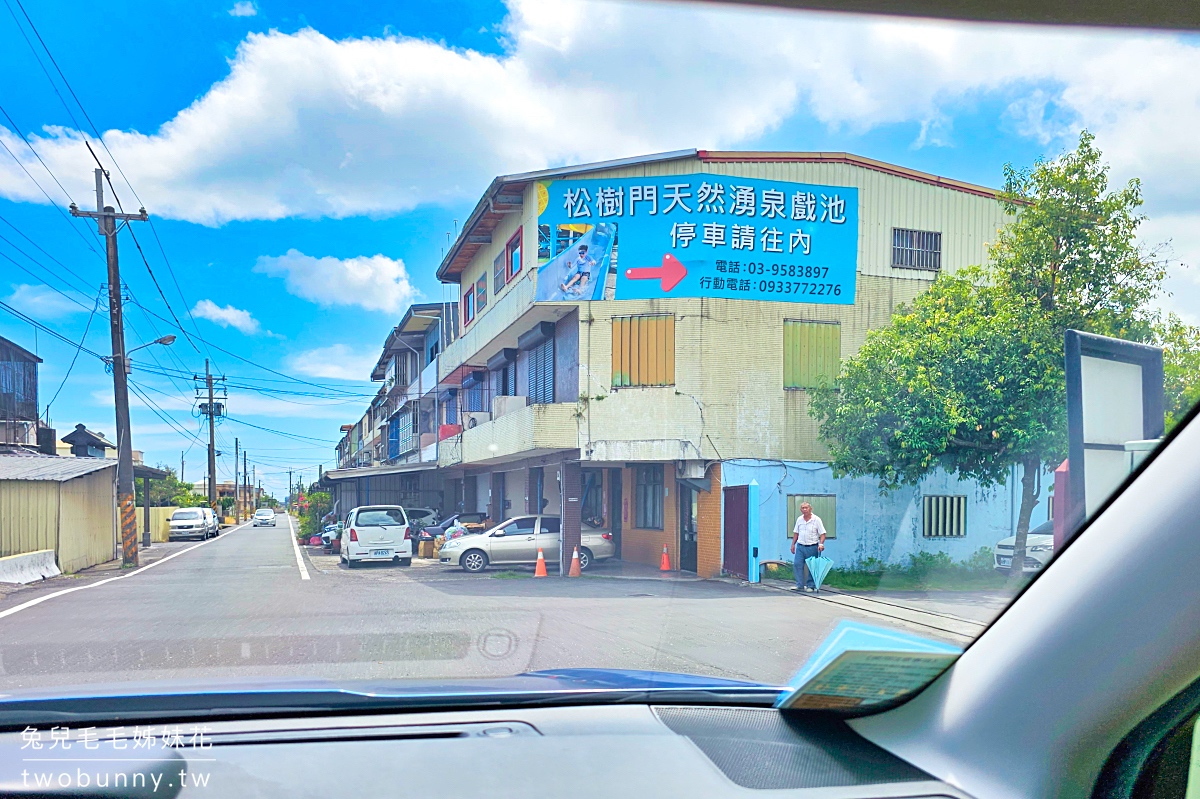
[{"xmin": 805, "ymin": 555, "xmax": 834, "ymax": 591}]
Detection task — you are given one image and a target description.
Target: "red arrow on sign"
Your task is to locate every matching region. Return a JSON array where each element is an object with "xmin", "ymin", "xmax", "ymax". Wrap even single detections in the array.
[{"xmin": 625, "ymin": 253, "xmax": 688, "ymax": 292}]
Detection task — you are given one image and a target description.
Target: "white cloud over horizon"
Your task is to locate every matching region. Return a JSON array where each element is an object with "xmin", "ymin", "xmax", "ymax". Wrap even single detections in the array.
[
  {"xmin": 286, "ymin": 343, "xmax": 379, "ymax": 381},
  {"xmin": 191, "ymin": 298, "xmax": 261, "ymax": 334},
  {"xmin": 254, "ymin": 249, "xmax": 417, "ymax": 313},
  {"xmin": 5, "ymin": 284, "xmax": 89, "ymax": 319},
  {"xmin": 228, "ymin": 1, "xmax": 257, "ymax": 17},
  {"xmin": 0, "ymin": 1, "xmax": 1197, "ymax": 294}
]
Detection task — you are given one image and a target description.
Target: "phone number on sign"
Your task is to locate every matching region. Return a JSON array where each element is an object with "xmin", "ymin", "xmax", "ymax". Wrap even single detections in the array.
[
  {"xmin": 744, "ymin": 263, "xmax": 831, "ymax": 279},
  {"xmin": 755, "ymin": 280, "xmax": 842, "ymax": 296}
]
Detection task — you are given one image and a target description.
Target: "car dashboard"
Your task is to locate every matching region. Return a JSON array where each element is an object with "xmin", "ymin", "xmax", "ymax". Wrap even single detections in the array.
[{"xmin": 0, "ymin": 704, "xmax": 969, "ymax": 798}]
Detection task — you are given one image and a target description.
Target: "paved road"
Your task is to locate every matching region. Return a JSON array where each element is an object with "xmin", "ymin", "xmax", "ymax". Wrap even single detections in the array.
[{"xmin": 0, "ymin": 517, "xmax": 964, "ymax": 692}]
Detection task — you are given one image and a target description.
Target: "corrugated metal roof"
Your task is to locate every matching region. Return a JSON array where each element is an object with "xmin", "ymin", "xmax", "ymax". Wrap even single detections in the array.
[{"xmin": 0, "ymin": 454, "xmax": 117, "ymax": 482}]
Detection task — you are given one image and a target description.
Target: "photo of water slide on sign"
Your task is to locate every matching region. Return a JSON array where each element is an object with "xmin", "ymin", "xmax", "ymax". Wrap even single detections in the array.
[{"xmin": 535, "ymin": 222, "xmax": 616, "ymax": 302}]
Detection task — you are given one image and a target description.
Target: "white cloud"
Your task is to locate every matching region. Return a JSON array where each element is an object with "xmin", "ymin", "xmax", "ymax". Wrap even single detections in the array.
[
  {"xmin": 191, "ymin": 298, "xmax": 261, "ymax": 334},
  {"xmin": 254, "ymin": 249, "xmax": 416, "ymax": 313},
  {"xmin": 287, "ymin": 343, "xmax": 378, "ymax": 381},
  {"xmin": 228, "ymin": 1, "xmax": 257, "ymax": 17},
  {"xmin": 5, "ymin": 284, "xmax": 88, "ymax": 319},
  {"xmin": 0, "ymin": 1, "xmax": 1198, "ymax": 286}
]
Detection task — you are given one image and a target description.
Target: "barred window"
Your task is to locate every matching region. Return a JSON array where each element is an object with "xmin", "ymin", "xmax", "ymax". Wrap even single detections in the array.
[
  {"xmin": 923, "ymin": 495, "xmax": 967, "ymax": 537},
  {"xmin": 892, "ymin": 228, "xmax": 942, "ymax": 270}
]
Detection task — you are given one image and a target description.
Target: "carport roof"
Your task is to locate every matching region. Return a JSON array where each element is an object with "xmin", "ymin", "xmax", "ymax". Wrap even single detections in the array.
[{"xmin": 0, "ymin": 453, "xmax": 117, "ymax": 481}]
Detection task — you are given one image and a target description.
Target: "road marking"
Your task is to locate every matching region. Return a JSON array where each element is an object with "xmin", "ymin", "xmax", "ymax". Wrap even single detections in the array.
[
  {"xmin": 286, "ymin": 514, "xmax": 310, "ymax": 580},
  {"xmin": 0, "ymin": 522, "xmax": 249, "ymax": 621}
]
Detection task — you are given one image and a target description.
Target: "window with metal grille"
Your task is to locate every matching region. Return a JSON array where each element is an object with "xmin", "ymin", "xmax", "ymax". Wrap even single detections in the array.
[
  {"xmin": 497, "ymin": 362, "xmax": 516, "ymax": 397},
  {"xmin": 528, "ymin": 338, "xmax": 555, "ymax": 404},
  {"xmin": 635, "ymin": 464, "xmax": 664, "ymax": 529},
  {"xmin": 787, "ymin": 494, "xmax": 837, "ymax": 539},
  {"xmin": 783, "ymin": 320, "xmax": 840, "ymax": 389},
  {"xmin": 395, "ymin": 407, "xmax": 416, "ymax": 456},
  {"xmin": 612, "ymin": 314, "xmax": 675, "ymax": 387},
  {"xmin": 923, "ymin": 495, "xmax": 967, "ymax": 537},
  {"xmin": 892, "ymin": 228, "xmax": 942, "ymax": 270}
]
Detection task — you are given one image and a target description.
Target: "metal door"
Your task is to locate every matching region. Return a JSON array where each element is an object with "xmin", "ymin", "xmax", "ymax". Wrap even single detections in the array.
[
  {"xmin": 723, "ymin": 486, "xmax": 749, "ymax": 578},
  {"xmin": 679, "ymin": 486, "xmax": 698, "ymax": 573}
]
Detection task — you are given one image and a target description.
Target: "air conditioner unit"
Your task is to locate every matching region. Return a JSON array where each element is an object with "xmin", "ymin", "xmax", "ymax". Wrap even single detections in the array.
[
  {"xmin": 463, "ymin": 412, "xmax": 491, "ymax": 430},
  {"xmin": 492, "ymin": 395, "xmax": 528, "ymax": 418}
]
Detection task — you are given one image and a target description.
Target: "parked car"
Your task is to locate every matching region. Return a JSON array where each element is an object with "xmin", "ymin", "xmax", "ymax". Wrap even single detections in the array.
[
  {"xmin": 423, "ymin": 511, "xmax": 489, "ymax": 539},
  {"xmin": 404, "ymin": 507, "xmax": 440, "ymax": 528},
  {"xmin": 438, "ymin": 515, "xmax": 615, "ymax": 573},
  {"xmin": 339, "ymin": 505, "xmax": 412, "ymax": 568},
  {"xmin": 168, "ymin": 507, "xmax": 215, "ymax": 541},
  {"xmin": 994, "ymin": 519, "xmax": 1055, "ymax": 573},
  {"xmin": 252, "ymin": 508, "xmax": 277, "ymax": 527}
]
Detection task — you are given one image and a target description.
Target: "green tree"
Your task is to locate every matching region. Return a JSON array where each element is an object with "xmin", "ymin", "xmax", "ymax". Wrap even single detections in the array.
[
  {"xmin": 812, "ymin": 132, "xmax": 1167, "ymax": 585},
  {"xmin": 134, "ymin": 466, "xmax": 208, "ymax": 507},
  {"xmin": 1154, "ymin": 313, "xmax": 1200, "ymax": 431}
]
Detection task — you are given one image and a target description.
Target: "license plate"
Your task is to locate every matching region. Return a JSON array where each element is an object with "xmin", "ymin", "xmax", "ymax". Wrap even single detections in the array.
[
  {"xmin": 998, "ymin": 556, "xmax": 1012, "ymax": 567},
  {"xmin": 372, "ymin": 549, "xmax": 390, "ymax": 557}
]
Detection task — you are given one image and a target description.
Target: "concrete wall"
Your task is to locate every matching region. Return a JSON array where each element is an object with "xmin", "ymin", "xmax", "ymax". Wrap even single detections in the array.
[{"xmin": 719, "ymin": 459, "xmax": 1051, "ymax": 568}]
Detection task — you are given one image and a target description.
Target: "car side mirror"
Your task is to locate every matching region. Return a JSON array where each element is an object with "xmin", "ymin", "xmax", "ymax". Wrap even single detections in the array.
[{"xmin": 491, "ymin": 530, "xmax": 505, "ymax": 537}]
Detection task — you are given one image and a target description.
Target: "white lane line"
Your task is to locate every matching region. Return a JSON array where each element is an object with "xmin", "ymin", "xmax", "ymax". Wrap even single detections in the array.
[
  {"xmin": 286, "ymin": 514, "xmax": 310, "ymax": 580},
  {"xmin": 0, "ymin": 522, "xmax": 250, "ymax": 621}
]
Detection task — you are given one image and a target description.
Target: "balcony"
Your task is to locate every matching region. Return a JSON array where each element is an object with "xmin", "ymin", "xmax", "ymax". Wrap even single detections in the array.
[
  {"xmin": 440, "ymin": 402, "xmax": 577, "ymax": 467},
  {"xmin": 419, "ymin": 358, "xmax": 439, "ymax": 397}
]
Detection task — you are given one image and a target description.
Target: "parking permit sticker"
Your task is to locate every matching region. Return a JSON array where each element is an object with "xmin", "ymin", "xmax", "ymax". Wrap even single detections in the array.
[{"xmin": 777, "ymin": 650, "xmax": 960, "ymax": 710}]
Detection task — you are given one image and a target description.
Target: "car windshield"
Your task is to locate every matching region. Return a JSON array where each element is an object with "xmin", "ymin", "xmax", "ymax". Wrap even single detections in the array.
[{"xmin": 0, "ymin": 0, "xmax": 1196, "ymax": 718}]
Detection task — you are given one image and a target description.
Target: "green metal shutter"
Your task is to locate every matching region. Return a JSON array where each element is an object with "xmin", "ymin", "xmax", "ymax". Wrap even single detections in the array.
[
  {"xmin": 787, "ymin": 494, "xmax": 837, "ymax": 540},
  {"xmin": 783, "ymin": 321, "xmax": 841, "ymax": 389}
]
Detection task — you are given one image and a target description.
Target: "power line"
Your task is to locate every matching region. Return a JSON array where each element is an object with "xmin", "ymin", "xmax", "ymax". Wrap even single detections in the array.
[
  {"xmin": 0, "ymin": 213, "xmax": 97, "ymax": 286},
  {"xmin": 0, "ymin": 299, "xmax": 104, "ymax": 359},
  {"xmin": 43, "ymin": 290, "xmax": 101, "ymax": 419},
  {"xmin": 0, "ymin": 135, "xmax": 100, "ymax": 256},
  {"xmin": 0, "ymin": 102, "xmax": 77, "ymax": 205},
  {"xmin": 223, "ymin": 415, "xmax": 338, "ymax": 444}
]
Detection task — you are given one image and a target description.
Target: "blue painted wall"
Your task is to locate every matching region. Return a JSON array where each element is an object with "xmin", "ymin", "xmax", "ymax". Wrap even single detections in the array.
[{"xmin": 719, "ymin": 459, "xmax": 1051, "ymax": 568}]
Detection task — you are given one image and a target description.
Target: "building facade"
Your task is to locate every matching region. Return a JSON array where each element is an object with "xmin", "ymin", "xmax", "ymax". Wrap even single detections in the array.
[{"xmin": 425, "ymin": 149, "xmax": 1045, "ymax": 576}]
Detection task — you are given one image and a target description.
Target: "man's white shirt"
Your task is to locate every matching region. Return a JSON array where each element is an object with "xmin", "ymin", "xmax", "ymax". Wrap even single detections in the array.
[{"xmin": 793, "ymin": 514, "xmax": 826, "ymax": 545}]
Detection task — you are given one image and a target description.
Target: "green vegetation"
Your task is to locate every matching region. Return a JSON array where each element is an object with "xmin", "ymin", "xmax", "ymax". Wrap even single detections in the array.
[
  {"xmin": 133, "ymin": 466, "xmax": 208, "ymax": 508},
  {"xmin": 811, "ymin": 132, "xmax": 1172, "ymax": 587},
  {"xmin": 765, "ymin": 549, "xmax": 1012, "ymax": 592},
  {"xmin": 299, "ymin": 491, "xmax": 332, "ymax": 538},
  {"xmin": 491, "ymin": 571, "xmax": 530, "ymax": 580}
]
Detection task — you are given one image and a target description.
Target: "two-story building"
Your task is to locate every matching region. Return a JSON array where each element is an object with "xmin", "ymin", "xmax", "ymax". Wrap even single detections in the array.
[{"xmin": 431, "ymin": 149, "xmax": 1050, "ymax": 577}]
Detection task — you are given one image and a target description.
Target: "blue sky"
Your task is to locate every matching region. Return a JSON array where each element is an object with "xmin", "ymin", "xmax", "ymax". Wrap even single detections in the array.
[{"xmin": 2, "ymin": 0, "xmax": 1199, "ymax": 499}]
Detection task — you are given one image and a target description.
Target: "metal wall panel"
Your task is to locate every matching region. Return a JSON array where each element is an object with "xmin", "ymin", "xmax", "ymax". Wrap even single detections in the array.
[
  {"xmin": 784, "ymin": 320, "xmax": 841, "ymax": 389},
  {"xmin": 58, "ymin": 469, "xmax": 117, "ymax": 572},
  {"xmin": 0, "ymin": 479, "xmax": 59, "ymax": 557}
]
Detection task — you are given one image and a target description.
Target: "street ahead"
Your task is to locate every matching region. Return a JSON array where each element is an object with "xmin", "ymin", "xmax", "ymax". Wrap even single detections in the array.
[{"xmin": 0, "ymin": 518, "xmax": 969, "ymax": 692}]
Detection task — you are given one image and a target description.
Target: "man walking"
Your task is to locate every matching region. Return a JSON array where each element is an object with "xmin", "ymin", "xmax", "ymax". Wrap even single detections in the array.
[{"xmin": 790, "ymin": 502, "xmax": 826, "ymax": 592}]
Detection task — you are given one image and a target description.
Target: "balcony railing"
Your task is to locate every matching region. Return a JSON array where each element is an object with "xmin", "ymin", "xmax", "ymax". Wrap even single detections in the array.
[{"xmin": 440, "ymin": 270, "xmax": 536, "ymax": 382}]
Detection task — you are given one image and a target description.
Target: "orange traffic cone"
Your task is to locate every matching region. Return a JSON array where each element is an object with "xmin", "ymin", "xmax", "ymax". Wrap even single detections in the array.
[
  {"xmin": 568, "ymin": 547, "xmax": 582, "ymax": 577},
  {"xmin": 660, "ymin": 545, "xmax": 671, "ymax": 571},
  {"xmin": 534, "ymin": 548, "xmax": 548, "ymax": 578}
]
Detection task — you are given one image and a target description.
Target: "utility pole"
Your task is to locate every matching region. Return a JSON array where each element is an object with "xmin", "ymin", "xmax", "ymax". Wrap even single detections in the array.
[
  {"xmin": 252, "ymin": 466, "xmax": 256, "ymax": 511},
  {"xmin": 233, "ymin": 437, "xmax": 239, "ymax": 522},
  {"xmin": 180, "ymin": 451, "xmax": 184, "ymax": 482},
  {"xmin": 70, "ymin": 169, "xmax": 147, "ymax": 567},
  {"xmin": 206, "ymin": 360, "xmax": 216, "ymax": 508},
  {"xmin": 243, "ymin": 449, "xmax": 248, "ymax": 520},
  {"xmin": 288, "ymin": 469, "xmax": 292, "ymax": 510}
]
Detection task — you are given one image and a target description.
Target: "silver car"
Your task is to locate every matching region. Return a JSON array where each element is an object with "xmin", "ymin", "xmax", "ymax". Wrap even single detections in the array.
[{"xmin": 439, "ymin": 515, "xmax": 615, "ymax": 573}]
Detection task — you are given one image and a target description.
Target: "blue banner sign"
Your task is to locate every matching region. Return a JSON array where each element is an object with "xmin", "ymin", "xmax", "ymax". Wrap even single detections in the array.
[{"xmin": 534, "ymin": 173, "xmax": 858, "ymax": 304}]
